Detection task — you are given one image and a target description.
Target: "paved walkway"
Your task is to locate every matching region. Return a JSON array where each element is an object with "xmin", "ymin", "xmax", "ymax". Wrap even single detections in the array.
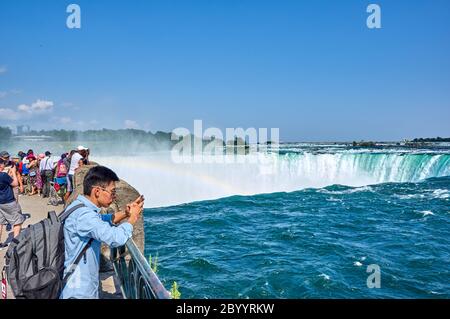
[{"xmin": 0, "ymin": 195, "xmax": 122, "ymax": 299}]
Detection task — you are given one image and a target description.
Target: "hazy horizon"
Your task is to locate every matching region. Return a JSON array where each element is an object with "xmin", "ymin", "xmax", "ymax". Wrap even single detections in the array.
[{"xmin": 2, "ymin": 125, "xmax": 449, "ymax": 144}]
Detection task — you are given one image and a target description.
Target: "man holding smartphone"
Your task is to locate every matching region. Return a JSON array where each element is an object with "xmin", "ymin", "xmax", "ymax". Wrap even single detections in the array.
[{"xmin": 60, "ymin": 165, "xmax": 144, "ymax": 299}]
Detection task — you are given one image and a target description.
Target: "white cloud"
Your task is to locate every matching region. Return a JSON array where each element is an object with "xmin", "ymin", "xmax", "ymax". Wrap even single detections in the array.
[
  {"xmin": 124, "ymin": 119, "xmax": 140, "ymax": 129},
  {"xmin": 0, "ymin": 91, "xmax": 7, "ymax": 99},
  {"xmin": 17, "ymin": 100, "xmax": 53, "ymax": 114},
  {"xmin": 17, "ymin": 104, "xmax": 31, "ymax": 112},
  {"xmin": 0, "ymin": 99, "xmax": 54, "ymax": 121},
  {"xmin": 31, "ymin": 99, "xmax": 54, "ymax": 112},
  {"xmin": 0, "ymin": 66, "xmax": 7, "ymax": 74}
]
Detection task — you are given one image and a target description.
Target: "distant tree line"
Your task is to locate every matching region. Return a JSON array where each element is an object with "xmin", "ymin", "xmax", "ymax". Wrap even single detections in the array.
[
  {"xmin": 13, "ymin": 128, "xmax": 252, "ymax": 146},
  {"xmin": 24, "ymin": 128, "xmax": 175, "ymax": 144},
  {"xmin": 412, "ymin": 137, "xmax": 450, "ymax": 142},
  {"xmin": 0, "ymin": 126, "xmax": 256, "ymax": 149}
]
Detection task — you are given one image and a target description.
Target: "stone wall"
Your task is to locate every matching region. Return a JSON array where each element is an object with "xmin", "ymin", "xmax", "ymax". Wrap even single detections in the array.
[{"xmin": 66, "ymin": 163, "xmax": 145, "ymax": 253}]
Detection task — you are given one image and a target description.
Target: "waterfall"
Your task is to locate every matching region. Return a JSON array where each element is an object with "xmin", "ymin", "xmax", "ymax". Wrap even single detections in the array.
[{"xmin": 94, "ymin": 152, "xmax": 450, "ymax": 208}]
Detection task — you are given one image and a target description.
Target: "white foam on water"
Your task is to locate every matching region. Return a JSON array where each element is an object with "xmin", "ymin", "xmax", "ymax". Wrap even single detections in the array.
[
  {"xmin": 319, "ymin": 274, "xmax": 330, "ymax": 280},
  {"xmin": 420, "ymin": 211, "xmax": 434, "ymax": 217},
  {"xmin": 431, "ymin": 189, "xmax": 449, "ymax": 199},
  {"xmin": 353, "ymin": 261, "xmax": 363, "ymax": 267},
  {"xmin": 319, "ymin": 186, "xmax": 373, "ymax": 195},
  {"xmin": 394, "ymin": 194, "xmax": 425, "ymax": 200}
]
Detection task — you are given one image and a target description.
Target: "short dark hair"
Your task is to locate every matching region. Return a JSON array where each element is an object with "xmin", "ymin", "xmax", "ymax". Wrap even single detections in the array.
[
  {"xmin": 0, "ymin": 158, "xmax": 5, "ymax": 166},
  {"xmin": 83, "ymin": 166, "xmax": 119, "ymax": 196}
]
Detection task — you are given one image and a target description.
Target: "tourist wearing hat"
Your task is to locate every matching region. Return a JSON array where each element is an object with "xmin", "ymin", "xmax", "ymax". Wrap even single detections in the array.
[
  {"xmin": 17, "ymin": 151, "xmax": 25, "ymax": 161},
  {"xmin": 0, "ymin": 151, "xmax": 10, "ymax": 160},
  {"xmin": 0, "ymin": 151, "xmax": 12, "ymax": 172}
]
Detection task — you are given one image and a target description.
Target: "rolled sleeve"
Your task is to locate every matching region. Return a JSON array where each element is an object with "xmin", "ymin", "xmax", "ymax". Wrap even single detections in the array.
[
  {"xmin": 76, "ymin": 210, "xmax": 133, "ymax": 248},
  {"xmin": 101, "ymin": 213, "xmax": 114, "ymax": 226}
]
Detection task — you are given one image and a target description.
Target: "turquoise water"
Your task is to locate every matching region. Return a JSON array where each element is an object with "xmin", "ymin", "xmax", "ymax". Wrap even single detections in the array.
[{"xmin": 145, "ymin": 176, "xmax": 450, "ymax": 298}]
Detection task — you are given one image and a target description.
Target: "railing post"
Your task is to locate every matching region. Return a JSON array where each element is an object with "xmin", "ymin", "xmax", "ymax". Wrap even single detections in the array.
[{"xmin": 110, "ymin": 239, "xmax": 171, "ymax": 299}]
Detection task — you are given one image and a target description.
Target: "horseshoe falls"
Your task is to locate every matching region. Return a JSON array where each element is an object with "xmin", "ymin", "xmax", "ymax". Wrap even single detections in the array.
[
  {"xmin": 94, "ymin": 145, "xmax": 450, "ymax": 298},
  {"xmin": 95, "ymin": 151, "xmax": 450, "ymax": 208}
]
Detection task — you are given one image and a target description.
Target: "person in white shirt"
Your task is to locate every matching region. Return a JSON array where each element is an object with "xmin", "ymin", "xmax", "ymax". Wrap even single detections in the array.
[
  {"xmin": 66, "ymin": 146, "xmax": 88, "ymax": 200},
  {"xmin": 40, "ymin": 151, "xmax": 55, "ymax": 198}
]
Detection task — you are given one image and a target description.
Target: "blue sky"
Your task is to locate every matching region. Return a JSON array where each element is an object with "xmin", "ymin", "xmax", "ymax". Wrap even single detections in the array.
[{"xmin": 1, "ymin": 0, "xmax": 449, "ymax": 141}]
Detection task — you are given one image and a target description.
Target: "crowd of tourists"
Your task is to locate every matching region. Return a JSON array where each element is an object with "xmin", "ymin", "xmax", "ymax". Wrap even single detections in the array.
[
  {"xmin": 0, "ymin": 145, "xmax": 90, "ymax": 247},
  {"xmin": 1, "ymin": 145, "xmax": 144, "ymax": 299}
]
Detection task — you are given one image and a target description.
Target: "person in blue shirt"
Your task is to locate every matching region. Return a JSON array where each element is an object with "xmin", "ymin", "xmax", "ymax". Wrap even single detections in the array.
[{"xmin": 60, "ymin": 166, "xmax": 144, "ymax": 299}]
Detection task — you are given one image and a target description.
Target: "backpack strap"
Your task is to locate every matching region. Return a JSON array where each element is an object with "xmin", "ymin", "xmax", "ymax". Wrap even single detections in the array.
[
  {"xmin": 58, "ymin": 202, "xmax": 92, "ymax": 288},
  {"xmin": 48, "ymin": 211, "xmax": 58, "ymax": 225},
  {"xmin": 62, "ymin": 238, "xmax": 94, "ymax": 287},
  {"xmin": 58, "ymin": 203, "xmax": 86, "ymax": 223}
]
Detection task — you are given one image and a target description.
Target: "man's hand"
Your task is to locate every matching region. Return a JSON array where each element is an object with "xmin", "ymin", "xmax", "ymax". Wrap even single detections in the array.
[
  {"xmin": 127, "ymin": 195, "xmax": 145, "ymax": 225},
  {"xmin": 126, "ymin": 195, "xmax": 144, "ymax": 217},
  {"xmin": 112, "ymin": 195, "xmax": 145, "ymax": 224}
]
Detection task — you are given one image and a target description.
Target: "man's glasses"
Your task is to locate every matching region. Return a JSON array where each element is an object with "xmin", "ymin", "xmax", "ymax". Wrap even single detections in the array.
[{"xmin": 96, "ymin": 186, "xmax": 117, "ymax": 197}]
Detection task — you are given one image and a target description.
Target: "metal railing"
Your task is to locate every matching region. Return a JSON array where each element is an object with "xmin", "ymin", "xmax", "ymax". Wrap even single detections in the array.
[{"xmin": 110, "ymin": 239, "xmax": 171, "ymax": 299}]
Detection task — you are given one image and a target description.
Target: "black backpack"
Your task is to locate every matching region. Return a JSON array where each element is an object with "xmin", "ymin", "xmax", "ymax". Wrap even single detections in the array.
[{"xmin": 3, "ymin": 203, "xmax": 93, "ymax": 299}]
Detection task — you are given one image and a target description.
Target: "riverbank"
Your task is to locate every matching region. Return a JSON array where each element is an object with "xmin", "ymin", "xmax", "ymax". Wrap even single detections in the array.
[{"xmin": 0, "ymin": 195, "xmax": 122, "ymax": 299}]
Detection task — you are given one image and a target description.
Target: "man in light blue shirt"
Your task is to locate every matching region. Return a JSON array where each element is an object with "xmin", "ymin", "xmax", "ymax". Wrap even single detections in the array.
[{"xmin": 60, "ymin": 166, "xmax": 144, "ymax": 299}]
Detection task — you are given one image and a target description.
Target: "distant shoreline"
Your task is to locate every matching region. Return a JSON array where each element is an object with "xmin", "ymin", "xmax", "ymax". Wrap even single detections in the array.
[{"xmin": 1, "ymin": 126, "xmax": 449, "ymax": 145}]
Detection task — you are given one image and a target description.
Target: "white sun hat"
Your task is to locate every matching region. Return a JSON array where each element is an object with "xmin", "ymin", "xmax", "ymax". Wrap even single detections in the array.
[{"xmin": 77, "ymin": 145, "xmax": 88, "ymax": 151}]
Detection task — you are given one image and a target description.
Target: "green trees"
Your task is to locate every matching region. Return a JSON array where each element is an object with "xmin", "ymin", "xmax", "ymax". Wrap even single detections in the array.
[
  {"xmin": 412, "ymin": 137, "xmax": 450, "ymax": 142},
  {"xmin": 22, "ymin": 128, "xmax": 177, "ymax": 145}
]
